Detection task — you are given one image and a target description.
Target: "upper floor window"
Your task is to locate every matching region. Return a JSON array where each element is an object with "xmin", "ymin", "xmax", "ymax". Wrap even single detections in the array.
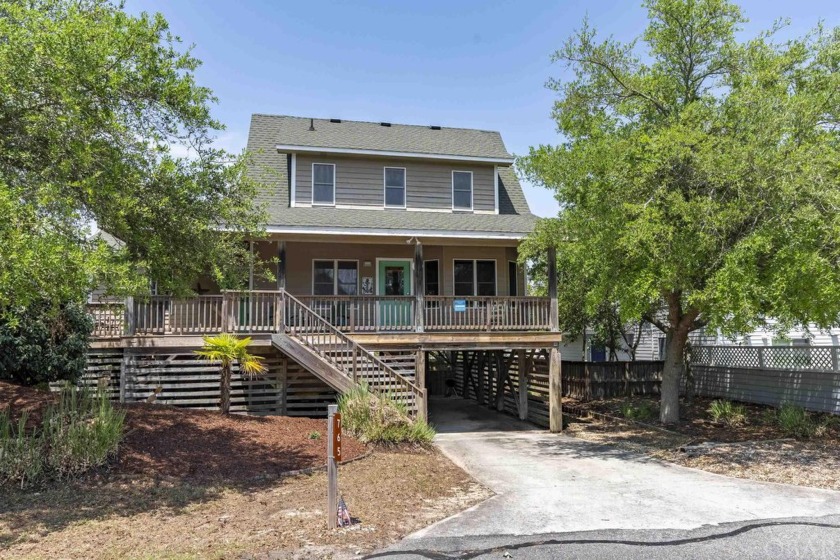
[
  {"xmin": 452, "ymin": 171, "xmax": 473, "ymax": 211},
  {"xmin": 312, "ymin": 163, "xmax": 335, "ymax": 205},
  {"xmin": 384, "ymin": 167, "xmax": 406, "ymax": 208}
]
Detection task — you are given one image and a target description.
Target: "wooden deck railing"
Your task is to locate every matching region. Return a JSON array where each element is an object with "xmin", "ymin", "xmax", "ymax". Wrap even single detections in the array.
[
  {"xmin": 87, "ymin": 291, "xmax": 554, "ymax": 337},
  {"xmin": 283, "ymin": 292, "xmax": 425, "ymax": 415}
]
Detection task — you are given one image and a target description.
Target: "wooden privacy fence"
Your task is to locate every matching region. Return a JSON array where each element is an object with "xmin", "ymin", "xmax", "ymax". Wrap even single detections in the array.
[{"xmin": 562, "ymin": 361, "xmax": 664, "ymax": 401}]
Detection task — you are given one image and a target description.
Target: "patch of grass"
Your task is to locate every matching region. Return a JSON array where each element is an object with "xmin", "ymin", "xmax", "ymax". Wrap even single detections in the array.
[
  {"xmin": 775, "ymin": 404, "xmax": 817, "ymax": 438},
  {"xmin": 308, "ymin": 430, "xmax": 321, "ymax": 440},
  {"xmin": 619, "ymin": 401, "xmax": 655, "ymax": 421},
  {"xmin": 708, "ymin": 400, "xmax": 747, "ymax": 427},
  {"xmin": 0, "ymin": 385, "xmax": 125, "ymax": 488},
  {"xmin": 338, "ymin": 384, "xmax": 435, "ymax": 444}
]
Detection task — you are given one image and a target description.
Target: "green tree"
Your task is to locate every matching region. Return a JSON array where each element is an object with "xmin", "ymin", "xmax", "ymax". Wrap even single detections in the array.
[
  {"xmin": 0, "ymin": 299, "xmax": 92, "ymax": 386},
  {"xmin": 0, "ymin": 0, "xmax": 266, "ymax": 310},
  {"xmin": 519, "ymin": 0, "xmax": 840, "ymax": 422},
  {"xmin": 195, "ymin": 334, "xmax": 267, "ymax": 414}
]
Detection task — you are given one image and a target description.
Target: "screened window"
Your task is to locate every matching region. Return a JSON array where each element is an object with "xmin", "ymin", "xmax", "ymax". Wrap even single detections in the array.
[
  {"xmin": 313, "ymin": 260, "xmax": 357, "ymax": 295},
  {"xmin": 312, "ymin": 163, "xmax": 335, "ymax": 205},
  {"xmin": 384, "ymin": 167, "xmax": 406, "ymax": 208},
  {"xmin": 453, "ymin": 259, "xmax": 496, "ymax": 296},
  {"xmin": 508, "ymin": 261, "xmax": 518, "ymax": 296},
  {"xmin": 424, "ymin": 260, "xmax": 439, "ymax": 296},
  {"xmin": 452, "ymin": 171, "xmax": 473, "ymax": 210}
]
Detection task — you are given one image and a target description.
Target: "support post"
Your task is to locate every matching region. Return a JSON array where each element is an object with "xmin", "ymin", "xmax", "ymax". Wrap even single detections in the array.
[
  {"xmin": 119, "ymin": 352, "xmax": 129, "ymax": 404},
  {"xmin": 277, "ymin": 240, "xmax": 286, "ymax": 290},
  {"xmin": 327, "ymin": 404, "xmax": 339, "ymax": 529},
  {"xmin": 517, "ymin": 349, "xmax": 528, "ymax": 421},
  {"xmin": 414, "ymin": 239, "xmax": 424, "ymax": 333},
  {"xmin": 417, "ymin": 388, "xmax": 428, "ymax": 423},
  {"xmin": 124, "ymin": 296, "xmax": 135, "ymax": 336},
  {"xmin": 220, "ymin": 292, "xmax": 229, "ymax": 333},
  {"xmin": 549, "ymin": 345, "xmax": 563, "ymax": 432},
  {"xmin": 548, "ymin": 246, "xmax": 559, "ymax": 332},
  {"xmin": 415, "ymin": 349, "xmax": 427, "ymax": 421}
]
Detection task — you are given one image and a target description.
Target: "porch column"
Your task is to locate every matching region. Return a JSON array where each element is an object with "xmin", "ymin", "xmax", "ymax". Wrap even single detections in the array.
[
  {"xmin": 414, "ymin": 239, "xmax": 425, "ymax": 333},
  {"xmin": 548, "ymin": 245, "xmax": 559, "ymax": 332},
  {"xmin": 549, "ymin": 345, "xmax": 563, "ymax": 432},
  {"xmin": 277, "ymin": 240, "xmax": 286, "ymax": 290}
]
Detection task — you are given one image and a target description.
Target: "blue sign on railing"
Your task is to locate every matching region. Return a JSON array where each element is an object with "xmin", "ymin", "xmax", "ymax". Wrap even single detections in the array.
[{"xmin": 453, "ymin": 299, "xmax": 467, "ymax": 312}]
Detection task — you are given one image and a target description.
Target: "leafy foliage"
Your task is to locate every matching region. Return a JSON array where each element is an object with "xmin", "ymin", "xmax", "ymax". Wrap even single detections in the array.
[
  {"xmin": 519, "ymin": 0, "xmax": 840, "ymax": 422},
  {"xmin": 0, "ymin": 300, "xmax": 92, "ymax": 386},
  {"xmin": 338, "ymin": 384, "xmax": 436, "ymax": 445},
  {"xmin": 194, "ymin": 334, "xmax": 266, "ymax": 414},
  {"xmin": 620, "ymin": 400, "xmax": 656, "ymax": 421},
  {"xmin": 775, "ymin": 404, "xmax": 817, "ymax": 438},
  {"xmin": 0, "ymin": 386, "xmax": 125, "ymax": 488},
  {"xmin": 0, "ymin": 0, "xmax": 267, "ymax": 308}
]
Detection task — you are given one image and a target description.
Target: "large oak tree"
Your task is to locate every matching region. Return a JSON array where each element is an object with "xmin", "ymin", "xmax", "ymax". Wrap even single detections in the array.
[
  {"xmin": 0, "ymin": 0, "xmax": 266, "ymax": 309},
  {"xmin": 519, "ymin": 0, "xmax": 840, "ymax": 422}
]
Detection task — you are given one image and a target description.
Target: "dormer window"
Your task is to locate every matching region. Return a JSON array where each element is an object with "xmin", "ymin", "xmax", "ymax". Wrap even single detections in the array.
[
  {"xmin": 384, "ymin": 167, "xmax": 406, "ymax": 208},
  {"xmin": 452, "ymin": 171, "xmax": 473, "ymax": 211},
  {"xmin": 312, "ymin": 163, "xmax": 335, "ymax": 205}
]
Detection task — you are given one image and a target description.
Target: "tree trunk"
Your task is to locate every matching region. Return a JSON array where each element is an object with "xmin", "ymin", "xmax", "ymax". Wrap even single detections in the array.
[
  {"xmin": 660, "ymin": 327, "xmax": 688, "ymax": 424},
  {"xmin": 220, "ymin": 363, "xmax": 232, "ymax": 414}
]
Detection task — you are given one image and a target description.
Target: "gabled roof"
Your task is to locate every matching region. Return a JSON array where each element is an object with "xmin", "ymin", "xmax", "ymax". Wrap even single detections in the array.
[
  {"xmin": 247, "ymin": 114, "xmax": 537, "ymax": 238},
  {"xmin": 259, "ymin": 114, "xmax": 514, "ymax": 163}
]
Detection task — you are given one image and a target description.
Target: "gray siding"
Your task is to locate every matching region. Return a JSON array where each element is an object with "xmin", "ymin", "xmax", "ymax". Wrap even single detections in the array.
[
  {"xmin": 294, "ymin": 153, "xmax": 496, "ymax": 212},
  {"xmin": 690, "ymin": 365, "xmax": 840, "ymax": 415}
]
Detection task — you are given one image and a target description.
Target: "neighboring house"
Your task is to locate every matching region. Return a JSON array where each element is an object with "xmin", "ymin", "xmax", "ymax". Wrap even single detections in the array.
[
  {"xmin": 560, "ymin": 323, "xmax": 666, "ymax": 362},
  {"xmin": 86, "ymin": 115, "xmax": 563, "ymax": 427}
]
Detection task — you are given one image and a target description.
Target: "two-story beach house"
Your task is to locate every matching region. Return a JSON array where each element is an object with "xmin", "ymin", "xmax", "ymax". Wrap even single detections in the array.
[{"xmin": 88, "ymin": 115, "xmax": 563, "ymax": 429}]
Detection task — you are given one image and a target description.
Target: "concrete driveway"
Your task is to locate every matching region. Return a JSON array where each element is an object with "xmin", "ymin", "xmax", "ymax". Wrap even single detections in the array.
[{"xmin": 405, "ymin": 398, "xmax": 840, "ymax": 539}]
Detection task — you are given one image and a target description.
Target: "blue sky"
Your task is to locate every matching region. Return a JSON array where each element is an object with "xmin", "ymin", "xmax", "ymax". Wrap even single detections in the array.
[{"xmin": 130, "ymin": 0, "xmax": 838, "ymax": 217}]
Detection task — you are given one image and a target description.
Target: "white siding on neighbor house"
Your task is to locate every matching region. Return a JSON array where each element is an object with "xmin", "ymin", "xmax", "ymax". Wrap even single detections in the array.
[
  {"xmin": 293, "ymin": 153, "xmax": 497, "ymax": 212},
  {"xmin": 558, "ymin": 323, "xmax": 666, "ymax": 362},
  {"xmin": 695, "ymin": 321, "xmax": 840, "ymax": 346}
]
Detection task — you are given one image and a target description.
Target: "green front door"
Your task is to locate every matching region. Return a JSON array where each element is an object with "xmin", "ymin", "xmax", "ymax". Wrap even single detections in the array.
[{"xmin": 377, "ymin": 260, "xmax": 412, "ymax": 329}]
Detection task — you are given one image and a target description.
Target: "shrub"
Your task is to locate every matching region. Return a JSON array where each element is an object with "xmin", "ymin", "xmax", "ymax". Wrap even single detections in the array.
[
  {"xmin": 0, "ymin": 299, "xmax": 92, "ymax": 386},
  {"xmin": 708, "ymin": 400, "xmax": 747, "ymax": 427},
  {"xmin": 776, "ymin": 404, "xmax": 817, "ymax": 438},
  {"xmin": 619, "ymin": 401, "xmax": 655, "ymax": 421},
  {"xmin": 338, "ymin": 384, "xmax": 435, "ymax": 445},
  {"xmin": 308, "ymin": 430, "xmax": 321, "ymax": 440},
  {"xmin": 0, "ymin": 386, "xmax": 125, "ymax": 487}
]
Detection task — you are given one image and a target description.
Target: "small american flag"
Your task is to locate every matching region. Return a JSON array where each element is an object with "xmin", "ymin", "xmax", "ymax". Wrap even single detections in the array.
[{"xmin": 337, "ymin": 496, "xmax": 352, "ymax": 527}]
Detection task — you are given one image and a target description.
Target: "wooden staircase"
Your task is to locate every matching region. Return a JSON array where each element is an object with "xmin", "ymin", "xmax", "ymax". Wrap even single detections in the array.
[{"xmin": 272, "ymin": 292, "xmax": 426, "ymax": 418}]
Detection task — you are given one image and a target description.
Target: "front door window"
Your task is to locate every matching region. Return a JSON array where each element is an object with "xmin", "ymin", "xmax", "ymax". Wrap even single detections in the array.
[
  {"xmin": 377, "ymin": 260, "xmax": 412, "ymax": 329},
  {"xmin": 384, "ymin": 266, "xmax": 405, "ymax": 296}
]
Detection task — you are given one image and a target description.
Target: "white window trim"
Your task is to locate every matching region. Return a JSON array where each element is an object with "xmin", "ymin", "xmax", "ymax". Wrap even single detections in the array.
[
  {"xmin": 383, "ymin": 166, "xmax": 407, "ymax": 209},
  {"xmin": 311, "ymin": 259, "xmax": 359, "ymax": 295},
  {"xmin": 423, "ymin": 259, "xmax": 440, "ymax": 296},
  {"xmin": 311, "ymin": 162, "xmax": 336, "ymax": 206},
  {"xmin": 451, "ymin": 170, "xmax": 474, "ymax": 211},
  {"xmin": 375, "ymin": 258, "xmax": 414, "ymax": 296},
  {"xmin": 452, "ymin": 258, "xmax": 497, "ymax": 297},
  {"xmin": 290, "ymin": 153, "xmax": 297, "ymax": 207}
]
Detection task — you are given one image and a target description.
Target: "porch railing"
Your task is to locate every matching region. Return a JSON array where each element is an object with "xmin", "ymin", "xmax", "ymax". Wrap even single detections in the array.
[{"xmin": 88, "ymin": 291, "xmax": 554, "ymax": 337}]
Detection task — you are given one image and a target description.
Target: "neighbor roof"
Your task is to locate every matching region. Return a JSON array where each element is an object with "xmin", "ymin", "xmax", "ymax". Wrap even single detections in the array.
[
  {"xmin": 247, "ymin": 114, "xmax": 537, "ymax": 238},
  {"xmin": 261, "ymin": 114, "xmax": 514, "ymax": 163}
]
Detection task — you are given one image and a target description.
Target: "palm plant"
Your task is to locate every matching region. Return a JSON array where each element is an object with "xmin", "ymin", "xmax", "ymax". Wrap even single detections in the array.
[{"xmin": 194, "ymin": 334, "xmax": 267, "ymax": 414}]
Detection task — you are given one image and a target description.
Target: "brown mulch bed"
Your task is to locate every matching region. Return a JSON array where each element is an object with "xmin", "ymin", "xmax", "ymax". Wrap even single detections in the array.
[
  {"xmin": 1, "ymin": 381, "xmax": 367, "ymax": 484},
  {"xmin": 563, "ymin": 396, "xmax": 840, "ymax": 491},
  {"xmin": 119, "ymin": 403, "xmax": 367, "ymax": 483},
  {"xmin": 1, "ymin": 448, "xmax": 490, "ymax": 560}
]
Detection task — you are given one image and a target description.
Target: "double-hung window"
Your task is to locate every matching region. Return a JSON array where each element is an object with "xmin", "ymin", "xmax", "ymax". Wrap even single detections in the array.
[
  {"xmin": 453, "ymin": 259, "xmax": 496, "ymax": 296},
  {"xmin": 452, "ymin": 171, "xmax": 473, "ymax": 211},
  {"xmin": 312, "ymin": 163, "xmax": 335, "ymax": 206},
  {"xmin": 313, "ymin": 260, "xmax": 358, "ymax": 295},
  {"xmin": 384, "ymin": 167, "xmax": 406, "ymax": 208}
]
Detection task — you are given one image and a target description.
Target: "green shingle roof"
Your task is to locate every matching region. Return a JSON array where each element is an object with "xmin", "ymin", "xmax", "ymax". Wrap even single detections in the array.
[
  {"xmin": 247, "ymin": 114, "xmax": 537, "ymax": 237},
  {"xmin": 258, "ymin": 114, "xmax": 514, "ymax": 161}
]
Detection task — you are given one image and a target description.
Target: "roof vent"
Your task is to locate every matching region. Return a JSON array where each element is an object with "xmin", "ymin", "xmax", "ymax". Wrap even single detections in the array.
[
  {"xmin": 308, "ymin": 118, "xmax": 315, "ymax": 131},
  {"xmin": 380, "ymin": 122, "xmax": 391, "ymax": 127},
  {"xmin": 429, "ymin": 125, "xmax": 441, "ymax": 130},
  {"xmin": 329, "ymin": 118, "xmax": 342, "ymax": 123}
]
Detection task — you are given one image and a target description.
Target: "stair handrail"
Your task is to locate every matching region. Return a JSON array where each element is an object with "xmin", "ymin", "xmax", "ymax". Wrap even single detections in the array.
[{"xmin": 281, "ymin": 290, "xmax": 424, "ymax": 402}]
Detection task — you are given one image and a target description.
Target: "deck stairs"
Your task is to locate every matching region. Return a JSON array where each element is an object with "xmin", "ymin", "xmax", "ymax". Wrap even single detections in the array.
[{"xmin": 271, "ymin": 292, "xmax": 424, "ymax": 417}]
